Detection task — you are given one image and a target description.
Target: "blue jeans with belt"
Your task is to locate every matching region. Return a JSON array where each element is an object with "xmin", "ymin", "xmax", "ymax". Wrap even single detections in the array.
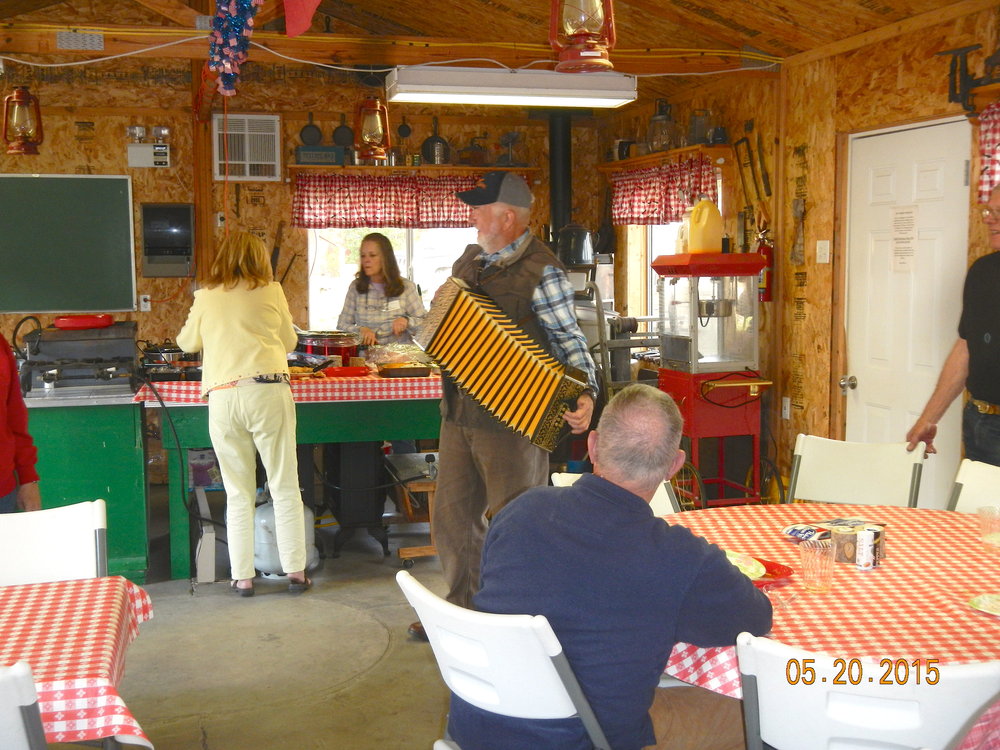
[{"xmin": 963, "ymin": 402, "xmax": 1000, "ymax": 468}]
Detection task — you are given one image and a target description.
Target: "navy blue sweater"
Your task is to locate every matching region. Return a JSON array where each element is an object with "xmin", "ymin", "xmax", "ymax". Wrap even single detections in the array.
[{"xmin": 448, "ymin": 474, "xmax": 773, "ymax": 750}]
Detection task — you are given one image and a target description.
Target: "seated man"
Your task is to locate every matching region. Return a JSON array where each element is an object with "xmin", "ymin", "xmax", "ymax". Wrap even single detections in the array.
[{"xmin": 447, "ymin": 383, "xmax": 773, "ymax": 750}]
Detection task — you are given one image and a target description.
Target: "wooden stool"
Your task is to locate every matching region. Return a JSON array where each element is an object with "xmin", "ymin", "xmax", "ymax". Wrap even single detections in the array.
[{"xmin": 385, "ymin": 453, "xmax": 438, "ymax": 567}]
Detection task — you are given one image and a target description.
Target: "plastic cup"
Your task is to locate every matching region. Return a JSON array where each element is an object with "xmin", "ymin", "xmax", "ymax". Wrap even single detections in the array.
[
  {"xmin": 798, "ymin": 539, "xmax": 834, "ymax": 592},
  {"xmin": 977, "ymin": 506, "xmax": 1000, "ymax": 552}
]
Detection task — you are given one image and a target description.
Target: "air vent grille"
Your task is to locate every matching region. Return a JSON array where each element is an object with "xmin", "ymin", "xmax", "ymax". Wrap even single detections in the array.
[{"xmin": 212, "ymin": 114, "xmax": 281, "ymax": 182}]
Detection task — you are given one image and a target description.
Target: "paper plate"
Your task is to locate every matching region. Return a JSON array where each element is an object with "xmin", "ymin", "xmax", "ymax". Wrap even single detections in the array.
[{"xmin": 968, "ymin": 594, "xmax": 1000, "ymax": 616}]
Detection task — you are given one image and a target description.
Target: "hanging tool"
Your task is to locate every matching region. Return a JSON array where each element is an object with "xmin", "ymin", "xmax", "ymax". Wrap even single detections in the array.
[
  {"xmin": 756, "ymin": 133, "xmax": 772, "ymax": 198},
  {"xmin": 270, "ymin": 220, "xmax": 285, "ymax": 276},
  {"xmin": 280, "ymin": 252, "xmax": 299, "ymax": 284}
]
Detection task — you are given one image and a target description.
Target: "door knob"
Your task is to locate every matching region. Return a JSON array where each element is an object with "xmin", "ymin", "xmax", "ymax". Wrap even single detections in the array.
[{"xmin": 838, "ymin": 375, "xmax": 858, "ymax": 395}]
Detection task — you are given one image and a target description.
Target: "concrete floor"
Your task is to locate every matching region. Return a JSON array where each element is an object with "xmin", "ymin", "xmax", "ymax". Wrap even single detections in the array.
[{"xmin": 54, "ymin": 500, "xmax": 452, "ymax": 750}]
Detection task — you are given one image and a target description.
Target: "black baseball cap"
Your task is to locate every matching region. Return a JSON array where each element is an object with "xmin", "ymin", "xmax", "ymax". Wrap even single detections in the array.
[{"xmin": 457, "ymin": 171, "xmax": 533, "ymax": 208}]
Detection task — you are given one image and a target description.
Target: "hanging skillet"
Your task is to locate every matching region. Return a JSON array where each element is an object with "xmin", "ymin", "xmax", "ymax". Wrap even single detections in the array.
[
  {"xmin": 332, "ymin": 114, "xmax": 354, "ymax": 147},
  {"xmin": 421, "ymin": 116, "xmax": 450, "ymax": 165},
  {"xmin": 299, "ymin": 112, "xmax": 322, "ymax": 146}
]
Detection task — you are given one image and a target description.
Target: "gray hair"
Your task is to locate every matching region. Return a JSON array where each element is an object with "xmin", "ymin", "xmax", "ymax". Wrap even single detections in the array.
[{"xmin": 594, "ymin": 384, "xmax": 683, "ymax": 487}]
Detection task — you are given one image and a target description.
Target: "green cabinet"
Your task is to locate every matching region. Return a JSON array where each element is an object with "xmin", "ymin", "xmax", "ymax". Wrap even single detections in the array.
[{"xmin": 28, "ymin": 403, "xmax": 148, "ymax": 582}]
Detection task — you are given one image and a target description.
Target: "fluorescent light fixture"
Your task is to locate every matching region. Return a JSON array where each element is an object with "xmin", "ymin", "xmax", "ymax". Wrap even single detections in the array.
[{"xmin": 386, "ymin": 66, "xmax": 637, "ymax": 109}]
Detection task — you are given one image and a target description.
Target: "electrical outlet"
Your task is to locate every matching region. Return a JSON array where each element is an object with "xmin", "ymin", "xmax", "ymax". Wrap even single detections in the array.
[
  {"xmin": 215, "ymin": 212, "xmax": 225, "ymax": 227},
  {"xmin": 781, "ymin": 396, "xmax": 791, "ymax": 420},
  {"xmin": 139, "ymin": 294, "xmax": 152, "ymax": 312}
]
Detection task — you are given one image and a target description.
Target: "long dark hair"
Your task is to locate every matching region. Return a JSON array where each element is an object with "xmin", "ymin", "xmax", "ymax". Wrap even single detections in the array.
[{"xmin": 354, "ymin": 232, "xmax": 404, "ymax": 298}]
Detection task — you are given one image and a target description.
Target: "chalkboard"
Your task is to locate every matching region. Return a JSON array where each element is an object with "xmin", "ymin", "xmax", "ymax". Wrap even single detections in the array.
[{"xmin": 0, "ymin": 174, "xmax": 136, "ymax": 313}]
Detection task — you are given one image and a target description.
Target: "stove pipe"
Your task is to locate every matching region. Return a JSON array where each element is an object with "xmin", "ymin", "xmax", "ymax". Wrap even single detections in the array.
[{"xmin": 548, "ymin": 111, "xmax": 572, "ymax": 245}]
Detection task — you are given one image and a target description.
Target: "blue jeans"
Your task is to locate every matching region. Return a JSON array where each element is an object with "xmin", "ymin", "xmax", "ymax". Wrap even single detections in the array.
[
  {"xmin": 963, "ymin": 402, "xmax": 1000, "ymax": 468},
  {"xmin": 0, "ymin": 487, "xmax": 17, "ymax": 513}
]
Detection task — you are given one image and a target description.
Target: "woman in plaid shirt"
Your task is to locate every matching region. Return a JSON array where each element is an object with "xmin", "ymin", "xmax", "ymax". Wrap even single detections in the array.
[{"xmin": 336, "ymin": 233, "xmax": 426, "ymax": 346}]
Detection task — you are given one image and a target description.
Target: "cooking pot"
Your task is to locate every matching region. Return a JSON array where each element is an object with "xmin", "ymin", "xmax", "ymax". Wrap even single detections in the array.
[
  {"xmin": 556, "ymin": 224, "xmax": 596, "ymax": 265},
  {"xmin": 295, "ymin": 331, "xmax": 361, "ymax": 360},
  {"xmin": 138, "ymin": 339, "xmax": 195, "ymax": 365},
  {"xmin": 697, "ymin": 299, "xmax": 734, "ymax": 318}
]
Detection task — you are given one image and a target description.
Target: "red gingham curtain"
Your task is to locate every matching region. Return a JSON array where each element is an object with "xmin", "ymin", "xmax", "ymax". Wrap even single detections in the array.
[
  {"xmin": 978, "ymin": 100, "xmax": 1000, "ymax": 203},
  {"xmin": 609, "ymin": 155, "xmax": 718, "ymax": 225},
  {"xmin": 292, "ymin": 173, "xmax": 480, "ymax": 228}
]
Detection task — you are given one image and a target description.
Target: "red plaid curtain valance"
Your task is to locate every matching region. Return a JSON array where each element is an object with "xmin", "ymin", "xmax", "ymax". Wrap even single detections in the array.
[
  {"xmin": 978, "ymin": 100, "xmax": 1000, "ymax": 203},
  {"xmin": 609, "ymin": 155, "xmax": 718, "ymax": 225},
  {"xmin": 292, "ymin": 173, "xmax": 480, "ymax": 228}
]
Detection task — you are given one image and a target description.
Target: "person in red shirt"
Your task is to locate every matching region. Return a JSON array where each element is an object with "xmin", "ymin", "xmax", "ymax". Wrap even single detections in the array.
[{"xmin": 0, "ymin": 333, "xmax": 40, "ymax": 513}]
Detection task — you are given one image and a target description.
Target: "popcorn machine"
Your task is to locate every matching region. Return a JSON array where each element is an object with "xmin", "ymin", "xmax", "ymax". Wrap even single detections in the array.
[{"xmin": 650, "ymin": 252, "xmax": 770, "ymax": 508}]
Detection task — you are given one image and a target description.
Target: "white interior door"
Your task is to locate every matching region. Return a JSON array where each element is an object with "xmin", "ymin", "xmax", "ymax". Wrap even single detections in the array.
[{"xmin": 845, "ymin": 118, "xmax": 971, "ymax": 508}]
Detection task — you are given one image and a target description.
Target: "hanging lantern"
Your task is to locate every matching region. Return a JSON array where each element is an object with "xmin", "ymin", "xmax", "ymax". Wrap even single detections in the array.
[
  {"xmin": 2, "ymin": 86, "xmax": 43, "ymax": 155},
  {"xmin": 549, "ymin": 0, "xmax": 617, "ymax": 73},
  {"xmin": 354, "ymin": 97, "xmax": 390, "ymax": 161}
]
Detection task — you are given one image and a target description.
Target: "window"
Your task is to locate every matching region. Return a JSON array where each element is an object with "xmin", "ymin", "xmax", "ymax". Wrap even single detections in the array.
[{"xmin": 307, "ymin": 226, "xmax": 477, "ymax": 330}]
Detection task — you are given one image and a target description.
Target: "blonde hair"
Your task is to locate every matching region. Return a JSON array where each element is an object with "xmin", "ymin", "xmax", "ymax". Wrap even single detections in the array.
[{"xmin": 204, "ymin": 231, "xmax": 273, "ymax": 290}]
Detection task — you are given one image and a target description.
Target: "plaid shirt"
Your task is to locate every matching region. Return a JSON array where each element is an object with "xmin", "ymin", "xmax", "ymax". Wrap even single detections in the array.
[
  {"xmin": 480, "ymin": 232, "xmax": 599, "ymax": 395},
  {"xmin": 336, "ymin": 278, "xmax": 426, "ymax": 345}
]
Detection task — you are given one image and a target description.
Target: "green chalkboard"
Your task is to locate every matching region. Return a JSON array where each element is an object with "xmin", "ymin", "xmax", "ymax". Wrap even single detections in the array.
[{"xmin": 0, "ymin": 174, "xmax": 136, "ymax": 313}]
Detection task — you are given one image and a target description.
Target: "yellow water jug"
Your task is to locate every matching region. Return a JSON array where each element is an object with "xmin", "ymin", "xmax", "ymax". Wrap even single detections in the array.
[{"xmin": 688, "ymin": 199, "xmax": 723, "ymax": 254}]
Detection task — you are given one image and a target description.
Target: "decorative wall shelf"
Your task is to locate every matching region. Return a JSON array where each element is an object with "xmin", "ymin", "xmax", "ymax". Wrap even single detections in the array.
[
  {"xmin": 286, "ymin": 164, "xmax": 541, "ymax": 180},
  {"xmin": 971, "ymin": 82, "xmax": 1000, "ymax": 118},
  {"xmin": 596, "ymin": 144, "xmax": 733, "ymax": 175}
]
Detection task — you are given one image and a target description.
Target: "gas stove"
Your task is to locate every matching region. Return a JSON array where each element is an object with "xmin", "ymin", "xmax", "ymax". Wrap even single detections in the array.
[{"xmin": 20, "ymin": 356, "xmax": 136, "ymax": 395}]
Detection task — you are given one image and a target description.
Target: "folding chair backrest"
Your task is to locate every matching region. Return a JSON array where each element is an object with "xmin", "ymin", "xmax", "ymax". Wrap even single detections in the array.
[
  {"xmin": 736, "ymin": 632, "xmax": 1000, "ymax": 750},
  {"xmin": 947, "ymin": 459, "xmax": 1000, "ymax": 513},
  {"xmin": 0, "ymin": 661, "xmax": 47, "ymax": 750},
  {"xmin": 0, "ymin": 499, "xmax": 108, "ymax": 585},
  {"xmin": 396, "ymin": 571, "xmax": 611, "ymax": 750},
  {"xmin": 550, "ymin": 472, "xmax": 679, "ymax": 515},
  {"xmin": 787, "ymin": 434, "xmax": 925, "ymax": 507}
]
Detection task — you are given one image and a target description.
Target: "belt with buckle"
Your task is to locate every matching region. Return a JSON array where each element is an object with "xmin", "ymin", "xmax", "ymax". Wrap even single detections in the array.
[{"xmin": 971, "ymin": 398, "xmax": 1000, "ymax": 416}]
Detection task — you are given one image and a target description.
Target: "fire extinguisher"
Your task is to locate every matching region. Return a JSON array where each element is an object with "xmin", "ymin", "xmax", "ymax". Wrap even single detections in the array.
[{"xmin": 757, "ymin": 230, "xmax": 774, "ymax": 302}]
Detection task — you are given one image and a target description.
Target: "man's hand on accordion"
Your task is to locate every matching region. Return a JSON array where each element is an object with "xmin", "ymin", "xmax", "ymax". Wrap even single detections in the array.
[{"xmin": 563, "ymin": 392, "xmax": 595, "ymax": 434}]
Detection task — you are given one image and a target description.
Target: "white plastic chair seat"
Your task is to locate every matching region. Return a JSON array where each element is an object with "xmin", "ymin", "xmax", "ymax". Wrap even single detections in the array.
[
  {"xmin": 736, "ymin": 632, "xmax": 1000, "ymax": 750},
  {"xmin": 0, "ymin": 499, "xmax": 108, "ymax": 586},
  {"xmin": 396, "ymin": 570, "xmax": 612, "ymax": 750},
  {"xmin": 787, "ymin": 434, "xmax": 925, "ymax": 507},
  {"xmin": 0, "ymin": 661, "xmax": 47, "ymax": 750},
  {"xmin": 550, "ymin": 472, "xmax": 680, "ymax": 515},
  {"xmin": 947, "ymin": 459, "xmax": 1000, "ymax": 513}
]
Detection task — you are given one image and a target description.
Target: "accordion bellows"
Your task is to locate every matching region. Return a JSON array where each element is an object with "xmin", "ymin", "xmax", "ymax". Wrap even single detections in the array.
[{"xmin": 417, "ymin": 278, "xmax": 587, "ymax": 452}]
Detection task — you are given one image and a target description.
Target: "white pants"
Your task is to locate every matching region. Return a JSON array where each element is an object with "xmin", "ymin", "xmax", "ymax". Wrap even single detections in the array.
[{"xmin": 208, "ymin": 382, "xmax": 306, "ymax": 579}]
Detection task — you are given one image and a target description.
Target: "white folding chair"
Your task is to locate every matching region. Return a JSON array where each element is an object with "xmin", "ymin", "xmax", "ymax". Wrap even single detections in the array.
[
  {"xmin": 396, "ymin": 570, "xmax": 612, "ymax": 750},
  {"xmin": 736, "ymin": 632, "xmax": 1000, "ymax": 750},
  {"xmin": 550, "ymin": 472, "xmax": 680, "ymax": 515},
  {"xmin": 787, "ymin": 434, "xmax": 926, "ymax": 507},
  {"xmin": 0, "ymin": 499, "xmax": 108, "ymax": 586},
  {"xmin": 947, "ymin": 459, "xmax": 1000, "ymax": 513},
  {"xmin": 0, "ymin": 661, "xmax": 47, "ymax": 750}
]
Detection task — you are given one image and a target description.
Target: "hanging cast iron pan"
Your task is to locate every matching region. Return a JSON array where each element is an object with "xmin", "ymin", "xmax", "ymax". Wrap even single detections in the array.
[
  {"xmin": 421, "ymin": 116, "xmax": 450, "ymax": 165},
  {"xmin": 333, "ymin": 114, "xmax": 354, "ymax": 147},
  {"xmin": 300, "ymin": 112, "xmax": 322, "ymax": 146},
  {"xmin": 397, "ymin": 116, "xmax": 412, "ymax": 140}
]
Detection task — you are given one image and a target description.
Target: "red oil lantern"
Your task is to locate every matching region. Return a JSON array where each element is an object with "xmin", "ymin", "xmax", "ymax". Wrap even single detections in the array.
[
  {"xmin": 354, "ymin": 97, "xmax": 390, "ymax": 161},
  {"xmin": 3, "ymin": 86, "xmax": 43, "ymax": 155},
  {"xmin": 549, "ymin": 0, "xmax": 617, "ymax": 73}
]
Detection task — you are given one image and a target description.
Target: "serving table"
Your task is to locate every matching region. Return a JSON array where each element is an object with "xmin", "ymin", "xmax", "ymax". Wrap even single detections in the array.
[
  {"xmin": 0, "ymin": 576, "xmax": 154, "ymax": 747},
  {"xmin": 663, "ymin": 503, "xmax": 1000, "ymax": 698},
  {"xmin": 134, "ymin": 375, "xmax": 442, "ymax": 579}
]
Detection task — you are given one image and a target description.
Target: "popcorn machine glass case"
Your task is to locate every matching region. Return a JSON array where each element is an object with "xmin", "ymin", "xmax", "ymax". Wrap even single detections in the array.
[
  {"xmin": 650, "ymin": 252, "xmax": 770, "ymax": 509},
  {"xmin": 650, "ymin": 253, "xmax": 764, "ymax": 373}
]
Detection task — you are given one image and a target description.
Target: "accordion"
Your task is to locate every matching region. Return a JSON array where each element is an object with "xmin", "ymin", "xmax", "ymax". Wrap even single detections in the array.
[{"xmin": 417, "ymin": 278, "xmax": 587, "ymax": 452}]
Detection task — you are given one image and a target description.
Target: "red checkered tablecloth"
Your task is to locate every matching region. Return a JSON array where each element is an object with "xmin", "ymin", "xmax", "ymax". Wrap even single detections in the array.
[
  {"xmin": 663, "ymin": 504, "xmax": 1000, "ymax": 699},
  {"xmin": 133, "ymin": 373, "xmax": 443, "ymax": 404},
  {"xmin": 0, "ymin": 576, "xmax": 154, "ymax": 747}
]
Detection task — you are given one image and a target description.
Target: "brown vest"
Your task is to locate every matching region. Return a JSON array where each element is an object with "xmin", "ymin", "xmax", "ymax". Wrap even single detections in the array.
[{"xmin": 442, "ymin": 233, "xmax": 566, "ymax": 431}]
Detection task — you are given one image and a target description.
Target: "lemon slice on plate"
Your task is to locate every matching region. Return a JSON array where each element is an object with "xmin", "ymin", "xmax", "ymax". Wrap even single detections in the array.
[
  {"xmin": 968, "ymin": 594, "xmax": 1000, "ymax": 616},
  {"xmin": 726, "ymin": 550, "xmax": 766, "ymax": 581}
]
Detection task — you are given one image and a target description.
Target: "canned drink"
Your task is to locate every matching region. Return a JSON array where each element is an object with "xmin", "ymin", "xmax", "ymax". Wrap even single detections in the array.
[
  {"xmin": 864, "ymin": 524, "xmax": 885, "ymax": 561},
  {"xmin": 856, "ymin": 529, "xmax": 875, "ymax": 570},
  {"xmin": 831, "ymin": 526, "xmax": 857, "ymax": 563}
]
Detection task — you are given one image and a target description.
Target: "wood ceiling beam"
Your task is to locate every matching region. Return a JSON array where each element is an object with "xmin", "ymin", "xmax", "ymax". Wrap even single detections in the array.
[
  {"xmin": 129, "ymin": 0, "xmax": 203, "ymax": 27},
  {"xmin": 0, "ymin": 1, "xmax": 62, "ymax": 20},
  {"xmin": 254, "ymin": 3, "xmax": 286, "ymax": 27},
  {"xmin": 314, "ymin": 0, "xmax": 423, "ymax": 37},
  {"xmin": 0, "ymin": 24, "xmax": 769, "ymax": 75}
]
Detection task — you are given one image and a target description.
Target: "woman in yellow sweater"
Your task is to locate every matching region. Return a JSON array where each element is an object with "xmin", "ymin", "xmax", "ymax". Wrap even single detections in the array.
[{"xmin": 177, "ymin": 231, "xmax": 310, "ymax": 596}]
